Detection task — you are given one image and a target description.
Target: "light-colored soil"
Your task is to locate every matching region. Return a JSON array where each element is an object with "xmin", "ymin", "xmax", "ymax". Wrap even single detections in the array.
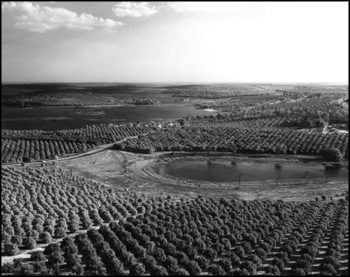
[{"xmin": 57, "ymin": 150, "xmax": 348, "ymax": 201}]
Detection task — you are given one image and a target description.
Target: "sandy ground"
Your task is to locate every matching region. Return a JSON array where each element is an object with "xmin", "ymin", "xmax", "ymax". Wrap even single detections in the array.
[{"xmin": 58, "ymin": 150, "xmax": 348, "ymax": 201}]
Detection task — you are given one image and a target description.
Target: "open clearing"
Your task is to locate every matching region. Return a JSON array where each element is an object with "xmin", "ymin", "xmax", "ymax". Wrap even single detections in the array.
[{"xmin": 58, "ymin": 149, "xmax": 348, "ymax": 201}]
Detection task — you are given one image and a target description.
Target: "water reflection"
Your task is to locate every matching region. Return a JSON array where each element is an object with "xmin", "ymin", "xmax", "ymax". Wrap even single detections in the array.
[
  {"xmin": 2, "ymin": 105, "xmax": 212, "ymax": 131},
  {"xmin": 159, "ymin": 161, "xmax": 348, "ymax": 182}
]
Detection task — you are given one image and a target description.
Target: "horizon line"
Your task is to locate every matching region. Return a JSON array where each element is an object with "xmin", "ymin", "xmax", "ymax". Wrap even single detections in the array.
[{"xmin": 2, "ymin": 81, "xmax": 348, "ymax": 85}]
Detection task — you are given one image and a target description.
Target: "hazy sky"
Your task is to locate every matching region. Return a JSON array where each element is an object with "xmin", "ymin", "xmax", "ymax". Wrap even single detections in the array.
[{"xmin": 1, "ymin": 2, "xmax": 348, "ymax": 83}]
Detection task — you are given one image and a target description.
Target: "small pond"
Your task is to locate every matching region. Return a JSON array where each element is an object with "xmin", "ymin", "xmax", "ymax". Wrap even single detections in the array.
[{"xmin": 158, "ymin": 160, "xmax": 348, "ymax": 183}]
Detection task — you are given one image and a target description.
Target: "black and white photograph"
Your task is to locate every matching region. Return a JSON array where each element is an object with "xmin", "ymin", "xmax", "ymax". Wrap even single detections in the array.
[{"xmin": 1, "ymin": 1, "xmax": 348, "ymax": 276}]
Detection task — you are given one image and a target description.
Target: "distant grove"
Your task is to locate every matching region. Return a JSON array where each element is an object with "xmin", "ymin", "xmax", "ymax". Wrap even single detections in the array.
[
  {"xmin": 2, "ymin": 88, "xmax": 348, "ymax": 164},
  {"xmin": 1, "ymin": 119, "xmax": 348, "ymax": 164},
  {"xmin": 117, "ymin": 126, "xmax": 348, "ymax": 160},
  {"xmin": 195, "ymin": 97, "xmax": 348, "ymax": 127}
]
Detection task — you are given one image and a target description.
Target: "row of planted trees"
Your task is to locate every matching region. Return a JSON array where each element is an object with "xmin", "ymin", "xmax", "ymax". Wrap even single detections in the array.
[
  {"xmin": 2, "ymin": 124, "xmax": 154, "ymax": 142},
  {"xmin": 118, "ymin": 125, "xmax": 348, "ymax": 160},
  {"xmin": 1, "ymin": 166, "xmax": 158, "ymax": 256},
  {"xmin": 1, "ymin": 124, "xmax": 156, "ymax": 164},
  {"xmin": 3, "ymin": 187, "xmax": 348, "ymax": 275},
  {"xmin": 1, "ymin": 138, "xmax": 96, "ymax": 164},
  {"xmin": 262, "ymin": 199, "xmax": 348, "ymax": 275},
  {"xmin": 189, "ymin": 117, "xmax": 287, "ymax": 129},
  {"xmin": 2, "ymin": 164, "xmax": 348, "ymax": 275}
]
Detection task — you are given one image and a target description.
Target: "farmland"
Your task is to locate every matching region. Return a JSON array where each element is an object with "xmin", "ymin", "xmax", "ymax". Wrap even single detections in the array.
[
  {"xmin": 1, "ymin": 124, "xmax": 155, "ymax": 164},
  {"xmin": 1, "ymin": 166, "xmax": 348, "ymax": 275},
  {"xmin": 116, "ymin": 125, "xmax": 348, "ymax": 157},
  {"xmin": 1, "ymin": 83, "xmax": 348, "ymax": 275}
]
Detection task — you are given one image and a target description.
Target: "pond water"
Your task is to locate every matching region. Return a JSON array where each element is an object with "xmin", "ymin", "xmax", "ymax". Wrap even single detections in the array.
[
  {"xmin": 1, "ymin": 105, "xmax": 212, "ymax": 131},
  {"xmin": 158, "ymin": 160, "xmax": 348, "ymax": 182}
]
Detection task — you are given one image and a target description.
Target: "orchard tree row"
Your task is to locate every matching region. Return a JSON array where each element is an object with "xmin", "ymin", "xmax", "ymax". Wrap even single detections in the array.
[
  {"xmin": 245, "ymin": 98, "xmax": 348, "ymax": 125},
  {"xmin": 2, "ymin": 123, "xmax": 155, "ymax": 142},
  {"xmin": 2, "ymin": 191, "xmax": 348, "ymax": 275},
  {"xmin": 195, "ymin": 94, "xmax": 281, "ymax": 110},
  {"xmin": 189, "ymin": 117, "xmax": 287, "ymax": 129},
  {"xmin": 279, "ymin": 89, "xmax": 348, "ymax": 100},
  {"xmin": 1, "ymin": 139, "xmax": 96, "ymax": 164},
  {"xmin": 1, "ymin": 124, "xmax": 157, "ymax": 164},
  {"xmin": 162, "ymin": 87, "xmax": 263, "ymax": 99},
  {"xmin": 1, "ymin": 166, "xmax": 168, "ymax": 255},
  {"xmin": 184, "ymin": 97, "xmax": 348, "ymax": 129},
  {"xmin": 117, "ymin": 126, "xmax": 348, "ymax": 160},
  {"xmin": 263, "ymin": 200, "xmax": 348, "ymax": 275}
]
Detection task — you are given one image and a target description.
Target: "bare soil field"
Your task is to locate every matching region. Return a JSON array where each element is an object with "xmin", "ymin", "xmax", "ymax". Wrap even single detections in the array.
[{"xmin": 58, "ymin": 150, "xmax": 348, "ymax": 201}]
